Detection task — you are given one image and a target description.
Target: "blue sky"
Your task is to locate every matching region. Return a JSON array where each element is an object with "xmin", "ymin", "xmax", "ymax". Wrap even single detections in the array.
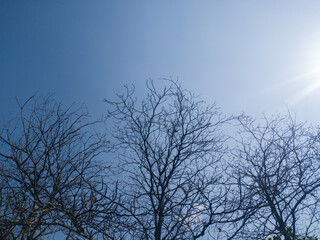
[{"xmin": 2, "ymin": 1, "xmax": 320, "ymax": 123}]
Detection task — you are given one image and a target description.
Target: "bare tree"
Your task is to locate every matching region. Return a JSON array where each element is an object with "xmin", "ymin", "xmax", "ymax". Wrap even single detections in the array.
[
  {"xmin": 229, "ymin": 115, "xmax": 320, "ymax": 240},
  {"xmin": 0, "ymin": 96, "xmax": 120, "ymax": 240},
  {"xmin": 6, "ymin": 87, "xmax": 320, "ymax": 240},
  {"xmin": 105, "ymin": 81, "xmax": 231, "ymax": 240}
]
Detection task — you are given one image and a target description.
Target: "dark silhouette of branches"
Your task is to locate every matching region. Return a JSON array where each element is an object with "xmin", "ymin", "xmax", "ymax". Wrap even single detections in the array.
[
  {"xmin": 229, "ymin": 115, "xmax": 320, "ymax": 240},
  {"xmin": 0, "ymin": 96, "xmax": 120, "ymax": 240},
  {"xmin": 2, "ymin": 83, "xmax": 320, "ymax": 240},
  {"xmin": 105, "ymin": 80, "xmax": 233, "ymax": 240}
]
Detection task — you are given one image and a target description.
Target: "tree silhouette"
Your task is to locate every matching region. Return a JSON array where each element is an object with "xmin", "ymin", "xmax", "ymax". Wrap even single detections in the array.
[
  {"xmin": 105, "ymin": 81, "xmax": 232, "ymax": 240},
  {"xmin": 230, "ymin": 115, "xmax": 320, "ymax": 240},
  {"xmin": 0, "ymin": 96, "xmax": 120, "ymax": 240}
]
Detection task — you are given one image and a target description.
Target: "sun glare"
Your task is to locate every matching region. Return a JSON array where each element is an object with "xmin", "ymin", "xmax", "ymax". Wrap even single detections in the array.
[
  {"xmin": 290, "ymin": 75, "xmax": 320, "ymax": 106},
  {"xmin": 285, "ymin": 35, "xmax": 320, "ymax": 106},
  {"xmin": 270, "ymin": 66, "xmax": 320, "ymax": 107}
]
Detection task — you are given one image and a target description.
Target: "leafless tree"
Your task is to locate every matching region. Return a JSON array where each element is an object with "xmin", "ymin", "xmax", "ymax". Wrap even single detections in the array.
[
  {"xmin": 6, "ymin": 87, "xmax": 320, "ymax": 240},
  {"xmin": 0, "ymin": 96, "xmax": 120, "ymax": 240},
  {"xmin": 229, "ymin": 115, "xmax": 320, "ymax": 240},
  {"xmin": 105, "ymin": 81, "xmax": 232, "ymax": 240}
]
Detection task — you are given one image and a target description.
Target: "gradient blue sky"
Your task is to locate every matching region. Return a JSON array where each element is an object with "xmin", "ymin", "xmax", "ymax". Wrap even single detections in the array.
[{"xmin": 2, "ymin": 1, "xmax": 320, "ymax": 123}]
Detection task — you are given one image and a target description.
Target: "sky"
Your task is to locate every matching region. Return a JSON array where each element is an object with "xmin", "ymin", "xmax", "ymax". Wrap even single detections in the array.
[
  {"xmin": 2, "ymin": 1, "xmax": 320, "ymax": 124},
  {"xmin": 1, "ymin": 2, "xmax": 320, "ymax": 239}
]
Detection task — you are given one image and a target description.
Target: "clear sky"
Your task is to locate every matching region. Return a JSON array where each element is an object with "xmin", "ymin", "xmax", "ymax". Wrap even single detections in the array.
[{"xmin": 2, "ymin": 1, "xmax": 320, "ymax": 123}]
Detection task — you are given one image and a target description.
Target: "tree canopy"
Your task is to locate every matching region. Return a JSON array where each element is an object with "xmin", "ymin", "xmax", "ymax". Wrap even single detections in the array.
[{"xmin": 1, "ymin": 82, "xmax": 320, "ymax": 240}]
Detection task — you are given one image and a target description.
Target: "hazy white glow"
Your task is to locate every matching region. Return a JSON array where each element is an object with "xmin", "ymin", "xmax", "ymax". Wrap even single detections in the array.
[
  {"xmin": 267, "ymin": 68, "xmax": 320, "ymax": 107},
  {"xmin": 277, "ymin": 69, "xmax": 320, "ymax": 88},
  {"xmin": 290, "ymin": 77, "xmax": 320, "ymax": 106},
  {"xmin": 262, "ymin": 69, "xmax": 320, "ymax": 96},
  {"xmin": 288, "ymin": 37, "xmax": 320, "ymax": 106}
]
